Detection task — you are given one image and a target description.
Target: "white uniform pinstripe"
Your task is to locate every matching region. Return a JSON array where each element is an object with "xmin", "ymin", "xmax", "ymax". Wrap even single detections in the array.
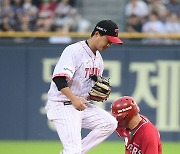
[{"xmin": 45, "ymin": 41, "xmax": 117, "ymax": 154}]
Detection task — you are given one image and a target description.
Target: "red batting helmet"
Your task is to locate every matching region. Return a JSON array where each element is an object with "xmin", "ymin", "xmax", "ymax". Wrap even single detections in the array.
[{"xmin": 111, "ymin": 96, "xmax": 140, "ymax": 128}]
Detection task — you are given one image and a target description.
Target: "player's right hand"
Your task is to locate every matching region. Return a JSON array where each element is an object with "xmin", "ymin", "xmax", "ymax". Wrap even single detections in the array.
[{"xmin": 71, "ymin": 96, "xmax": 87, "ymax": 111}]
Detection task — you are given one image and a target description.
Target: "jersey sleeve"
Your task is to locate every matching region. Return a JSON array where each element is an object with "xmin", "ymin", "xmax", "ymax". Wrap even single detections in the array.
[{"xmin": 52, "ymin": 45, "xmax": 78, "ymax": 81}]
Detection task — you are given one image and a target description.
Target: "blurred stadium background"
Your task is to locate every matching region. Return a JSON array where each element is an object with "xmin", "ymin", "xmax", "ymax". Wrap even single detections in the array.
[{"xmin": 0, "ymin": 0, "xmax": 180, "ymax": 153}]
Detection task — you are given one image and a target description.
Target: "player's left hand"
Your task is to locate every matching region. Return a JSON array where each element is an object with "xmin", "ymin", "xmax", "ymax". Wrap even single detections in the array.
[{"xmin": 88, "ymin": 75, "xmax": 111, "ymax": 102}]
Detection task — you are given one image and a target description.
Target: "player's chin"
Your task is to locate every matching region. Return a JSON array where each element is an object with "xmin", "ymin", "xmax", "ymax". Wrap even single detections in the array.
[{"xmin": 100, "ymin": 47, "xmax": 108, "ymax": 51}]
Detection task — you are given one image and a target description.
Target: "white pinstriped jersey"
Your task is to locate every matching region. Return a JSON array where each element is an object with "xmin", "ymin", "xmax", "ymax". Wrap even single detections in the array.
[{"xmin": 48, "ymin": 41, "xmax": 104, "ymax": 102}]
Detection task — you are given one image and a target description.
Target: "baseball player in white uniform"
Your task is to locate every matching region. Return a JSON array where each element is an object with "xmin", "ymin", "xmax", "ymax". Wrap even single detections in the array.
[{"xmin": 45, "ymin": 20, "xmax": 123, "ymax": 154}]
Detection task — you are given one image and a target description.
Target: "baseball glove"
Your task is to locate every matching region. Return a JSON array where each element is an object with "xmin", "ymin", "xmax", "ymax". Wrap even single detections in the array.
[{"xmin": 88, "ymin": 75, "xmax": 111, "ymax": 102}]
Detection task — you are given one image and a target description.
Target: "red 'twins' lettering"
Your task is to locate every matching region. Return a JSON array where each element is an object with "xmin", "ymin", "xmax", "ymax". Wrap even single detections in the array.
[{"xmin": 85, "ymin": 68, "xmax": 100, "ymax": 78}]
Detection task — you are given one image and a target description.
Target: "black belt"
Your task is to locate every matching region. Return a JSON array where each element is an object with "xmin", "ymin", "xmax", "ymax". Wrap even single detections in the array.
[{"xmin": 63, "ymin": 101, "xmax": 72, "ymax": 105}]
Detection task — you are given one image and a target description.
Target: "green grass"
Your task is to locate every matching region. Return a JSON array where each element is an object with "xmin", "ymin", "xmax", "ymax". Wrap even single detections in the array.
[{"xmin": 0, "ymin": 141, "xmax": 179, "ymax": 154}]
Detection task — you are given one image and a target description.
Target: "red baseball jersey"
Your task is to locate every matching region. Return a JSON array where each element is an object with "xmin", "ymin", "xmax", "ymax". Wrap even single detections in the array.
[{"xmin": 116, "ymin": 115, "xmax": 162, "ymax": 154}]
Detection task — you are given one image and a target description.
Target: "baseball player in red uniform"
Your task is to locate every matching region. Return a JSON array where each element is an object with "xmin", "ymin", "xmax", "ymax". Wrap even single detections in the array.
[
  {"xmin": 111, "ymin": 96, "xmax": 162, "ymax": 154},
  {"xmin": 45, "ymin": 20, "xmax": 123, "ymax": 154}
]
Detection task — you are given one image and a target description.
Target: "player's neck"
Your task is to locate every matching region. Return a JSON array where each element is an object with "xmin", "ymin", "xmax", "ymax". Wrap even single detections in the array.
[
  {"xmin": 128, "ymin": 114, "xmax": 142, "ymax": 130},
  {"xmin": 86, "ymin": 39, "xmax": 97, "ymax": 54}
]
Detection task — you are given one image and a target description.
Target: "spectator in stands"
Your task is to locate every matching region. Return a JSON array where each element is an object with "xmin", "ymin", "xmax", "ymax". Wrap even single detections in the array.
[
  {"xmin": 148, "ymin": 0, "xmax": 168, "ymax": 21},
  {"xmin": 125, "ymin": 14, "xmax": 143, "ymax": 41},
  {"xmin": 125, "ymin": 0, "xmax": 149, "ymax": 18},
  {"xmin": 14, "ymin": 12, "xmax": 34, "ymax": 31},
  {"xmin": 126, "ymin": 14, "xmax": 143, "ymax": 32},
  {"xmin": 142, "ymin": 12, "xmax": 166, "ymax": 44},
  {"xmin": 125, "ymin": 0, "xmax": 149, "ymax": 33},
  {"xmin": 164, "ymin": 12, "xmax": 180, "ymax": 44},
  {"xmin": 12, "ymin": 0, "xmax": 24, "ymax": 20},
  {"xmin": 165, "ymin": 0, "xmax": 180, "ymax": 16},
  {"xmin": 142, "ymin": 12, "xmax": 166, "ymax": 33},
  {"xmin": 23, "ymin": 0, "xmax": 38, "ymax": 27},
  {"xmin": 35, "ymin": 0, "xmax": 56, "ymax": 31},
  {"xmin": 53, "ymin": 0, "xmax": 77, "ymax": 32},
  {"xmin": 0, "ymin": 17, "xmax": 15, "ymax": 31},
  {"xmin": 0, "ymin": 0, "xmax": 16, "ymax": 31},
  {"xmin": 165, "ymin": 12, "xmax": 180, "ymax": 33},
  {"xmin": 1, "ymin": 0, "xmax": 15, "ymax": 19}
]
